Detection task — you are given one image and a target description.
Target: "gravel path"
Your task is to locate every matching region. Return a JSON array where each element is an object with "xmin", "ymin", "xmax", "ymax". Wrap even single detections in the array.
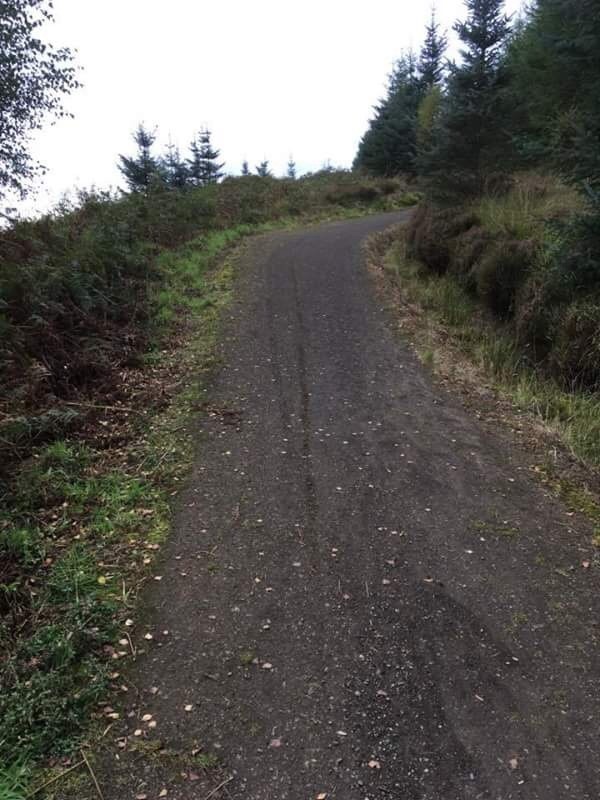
[{"xmin": 105, "ymin": 212, "xmax": 600, "ymax": 800}]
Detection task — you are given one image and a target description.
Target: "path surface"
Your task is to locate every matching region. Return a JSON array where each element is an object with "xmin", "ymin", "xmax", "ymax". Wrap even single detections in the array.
[{"xmin": 107, "ymin": 212, "xmax": 600, "ymax": 800}]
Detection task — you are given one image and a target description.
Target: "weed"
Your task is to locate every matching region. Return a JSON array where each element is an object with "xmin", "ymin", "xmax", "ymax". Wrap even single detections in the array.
[
  {"xmin": 196, "ymin": 753, "xmax": 220, "ymax": 770},
  {"xmin": 0, "ymin": 762, "xmax": 29, "ymax": 800},
  {"xmin": 239, "ymin": 649, "xmax": 256, "ymax": 666}
]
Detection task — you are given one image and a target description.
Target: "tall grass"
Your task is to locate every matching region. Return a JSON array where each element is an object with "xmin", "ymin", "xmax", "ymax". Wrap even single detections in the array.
[{"xmin": 474, "ymin": 173, "xmax": 583, "ymax": 239}]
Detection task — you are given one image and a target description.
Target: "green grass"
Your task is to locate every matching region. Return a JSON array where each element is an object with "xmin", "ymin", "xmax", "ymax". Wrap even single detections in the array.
[
  {"xmin": 473, "ymin": 173, "xmax": 583, "ymax": 240},
  {"xmin": 0, "ymin": 763, "xmax": 30, "ymax": 800},
  {"xmin": 387, "ymin": 239, "xmax": 600, "ymax": 468}
]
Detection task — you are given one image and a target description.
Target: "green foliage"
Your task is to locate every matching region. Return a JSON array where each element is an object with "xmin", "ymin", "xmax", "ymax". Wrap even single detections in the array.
[
  {"xmin": 354, "ymin": 53, "xmax": 422, "ymax": 177},
  {"xmin": 0, "ymin": 762, "xmax": 29, "ymax": 800},
  {"xmin": 420, "ymin": 0, "xmax": 513, "ymax": 197},
  {"xmin": 0, "ymin": 0, "xmax": 80, "ymax": 197},
  {"xmin": 255, "ymin": 160, "xmax": 272, "ymax": 178},
  {"xmin": 188, "ymin": 129, "xmax": 225, "ymax": 186},
  {"xmin": 418, "ymin": 10, "xmax": 448, "ymax": 89},
  {"xmin": 119, "ymin": 125, "xmax": 162, "ymax": 193}
]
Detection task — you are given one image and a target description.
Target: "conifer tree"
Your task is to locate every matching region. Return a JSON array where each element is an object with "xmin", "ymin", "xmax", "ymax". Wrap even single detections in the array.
[
  {"xmin": 354, "ymin": 53, "xmax": 422, "ymax": 176},
  {"xmin": 241, "ymin": 160, "xmax": 251, "ymax": 176},
  {"xmin": 162, "ymin": 142, "xmax": 189, "ymax": 189},
  {"xmin": 118, "ymin": 124, "xmax": 161, "ymax": 193},
  {"xmin": 421, "ymin": 0, "xmax": 512, "ymax": 196},
  {"xmin": 287, "ymin": 157, "xmax": 297, "ymax": 179},
  {"xmin": 255, "ymin": 160, "xmax": 272, "ymax": 177},
  {"xmin": 187, "ymin": 129, "xmax": 224, "ymax": 186},
  {"xmin": 197, "ymin": 128, "xmax": 225, "ymax": 184},
  {"xmin": 418, "ymin": 9, "xmax": 448, "ymax": 88},
  {"xmin": 187, "ymin": 137, "xmax": 203, "ymax": 186}
]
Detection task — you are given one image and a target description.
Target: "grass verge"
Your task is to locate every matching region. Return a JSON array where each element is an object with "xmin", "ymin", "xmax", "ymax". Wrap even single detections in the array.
[{"xmin": 382, "ymin": 230, "xmax": 600, "ymax": 467}]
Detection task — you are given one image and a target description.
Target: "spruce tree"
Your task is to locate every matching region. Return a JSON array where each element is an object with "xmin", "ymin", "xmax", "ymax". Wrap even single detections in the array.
[
  {"xmin": 287, "ymin": 157, "xmax": 297, "ymax": 179},
  {"xmin": 197, "ymin": 128, "xmax": 225, "ymax": 184},
  {"xmin": 255, "ymin": 161, "xmax": 272, "ymax": 177},
  {"xmin": 187, "ymin": 137, "xmax": 203, "ymax": 186},
  {"xmin": 354, "ymin": 53, "xmax": 422, "ymax": 176},
  {"xmin": 241, "ymin": 160, "xmax": 251, "ymax": 176},
  {"xmin": 118, "ymin": 124, "xmax": 161, "ymax": 193},
  {"xmin": 162, "ymin": 142, "xmax": 189, "ymax": 189},
  {"xmin": 418, "ymin": 9, "xmax": 448, "ymax": 88},
  {"xmin": 421, "ymin": 0, "xmax": 512, "ymax": 196}
]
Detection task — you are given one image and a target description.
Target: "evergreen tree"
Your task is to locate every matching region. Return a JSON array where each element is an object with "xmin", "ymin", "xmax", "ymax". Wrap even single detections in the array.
[
  {"xmin": 255, "ymin": 160, "xmax": 272, "ymax": 177},
  {"xmin": 162, "ymin": 142, "xmax": 189, "ymax": 189},
  {"xmin": 118, "ymin": 124, "xmax": 161, "ymax": 193},
  {"xmin": 506, "ymin": 0, "xmax": 600, "ymax": 186},
  {"xmin": 187, "ymin": 136, "xmax": 203, "ymax": 186},
  {"xmin": 418, "ymin": 9, "xmax": 448, "ymax": 88},
  {"xmin": 187, "ymin": 129, "xmax": 224, "ymax": 186},
  {"xmin": 421, "ymin": 0, "xmax": 512, "ymax": 196},
  {"xmin": 354, "ymin": 53, "xmax": 422, "ymax": 176},
  {"xmin": 287, "ymin": 157, "xmax": 297, "ymax": 179},
  {"xmin": 198, "ymin": 128, "xmax": 225, "ymax": 184},
  {"xmin": 241, "ymin": 160, "xmax": 251, "ymax": 176}
]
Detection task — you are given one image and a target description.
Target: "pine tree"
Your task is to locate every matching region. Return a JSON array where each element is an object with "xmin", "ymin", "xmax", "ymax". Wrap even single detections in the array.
[
  {"xmin": 241, "ymin": 160, "xmax": 251, "ymax": 176},
  {"xmin": 162, "ymin": 141, "xmax": 189, "ymax": 189},
  {"xmin": 418, "ymin": 9, "xmax": 448, "ymax": 88},
  {"xmin": 255, "ymin": 160, "xmax": 272, "ymax": 177},
  {"xmin": 119, "ymin": 124, "xmax": 161, "ymax": 193},
  {"xmin": 421, "ymin": 0, "xmax": 512, "ymax": 196},
  {"xmin": 287, "ymin": 157, "xmax": 297, "ymax": 179},
  {"xmin": 354, "ymin": 53, "xmax": 422, "ymax": 176}
]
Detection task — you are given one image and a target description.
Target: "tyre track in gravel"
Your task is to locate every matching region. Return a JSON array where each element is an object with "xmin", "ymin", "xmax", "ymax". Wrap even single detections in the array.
[{"xmin": 103, "ymin": 211, "xmax": 600, "ymax": 800}]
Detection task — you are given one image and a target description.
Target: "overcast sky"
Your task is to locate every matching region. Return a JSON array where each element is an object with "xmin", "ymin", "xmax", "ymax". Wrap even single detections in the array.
[{"xmin": 19, "ymin": 0, "xmax": 523, "ymax": 215}]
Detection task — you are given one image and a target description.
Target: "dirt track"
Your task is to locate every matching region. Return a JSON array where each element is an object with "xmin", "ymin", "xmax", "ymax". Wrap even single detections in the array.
[{"xmin": 105, "ymin": 212, "xmax": 600, "ymax": 800}]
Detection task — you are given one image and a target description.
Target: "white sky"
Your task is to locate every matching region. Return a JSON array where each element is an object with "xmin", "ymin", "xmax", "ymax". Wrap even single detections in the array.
[{"xmin": 18, "ymin": 0, "xmax": 523, "ymax": 215}]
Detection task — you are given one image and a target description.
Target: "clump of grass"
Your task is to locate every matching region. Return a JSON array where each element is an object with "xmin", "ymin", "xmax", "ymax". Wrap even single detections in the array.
[
  {"xmin": 474, "ymin": 173, "xmax": 583, "ymax": 239},
  {"xmin": 0, "ymin": 762, "xmax": 29, "ymax": 800}
]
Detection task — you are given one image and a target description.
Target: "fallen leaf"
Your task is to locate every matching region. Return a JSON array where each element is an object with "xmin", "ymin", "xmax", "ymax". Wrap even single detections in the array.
[
  {"xmin": 262, "ymin": 662, "xmax": 273, "ymax": 670},
  {"xmin": 269, "ymin": 738, "xmax": 282, "ymax": 748},
  {"xmin": 184, "ymin": 704, "xmax": 193, "ymax": 712},
  {"xmin": 509, "ymin": 758, "xmax": 519, "ymax": 770},
  {"xmin": 368, "ymin": 759, "xmax": 381, "ymax": 769},
  {"xmin": 582, "ymin": 560, "xmax": 591, "ymax": 569},
  {"xmin": 142, "ymin": 714, "xmax": 153, "ymax": 722},
  {"xmin": 317, "ymin": 794, "xmax": 327, "ymax": 799},
  {"xmin": 159, "ymin": 790, "xmax": 168, "ymax": 798}
]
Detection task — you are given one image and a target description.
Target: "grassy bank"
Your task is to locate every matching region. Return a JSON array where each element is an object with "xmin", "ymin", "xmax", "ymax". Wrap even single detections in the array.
[
  {"xmin": 0, "ymin": 175, "xmax": 416, "ymax": 797},
  {"xmin": 379, "ymin": 174, "xmax": 600, "ymax": 469}
]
